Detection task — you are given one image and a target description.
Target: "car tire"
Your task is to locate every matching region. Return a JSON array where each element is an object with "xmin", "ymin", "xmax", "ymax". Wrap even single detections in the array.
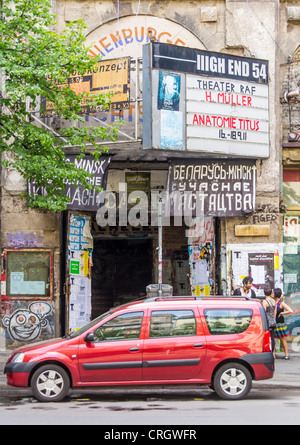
[
  {"xmin": 213, "ymin": 363, "xmax": 252, "ymax": 400},
  {"xmin": 31, "ymin": 364, "xmax": 70, "ymax": 403}
]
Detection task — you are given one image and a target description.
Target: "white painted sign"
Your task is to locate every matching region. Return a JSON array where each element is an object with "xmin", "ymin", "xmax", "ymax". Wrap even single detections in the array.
[{"xmin": 186, "ymin": 75, "xmax": 269, "ymax": 156}]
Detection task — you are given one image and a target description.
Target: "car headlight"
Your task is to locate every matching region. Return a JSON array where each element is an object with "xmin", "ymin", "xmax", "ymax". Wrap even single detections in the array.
[{"xmin": 11, "ymin": 353, "xmax": 25, "ymax": 363}]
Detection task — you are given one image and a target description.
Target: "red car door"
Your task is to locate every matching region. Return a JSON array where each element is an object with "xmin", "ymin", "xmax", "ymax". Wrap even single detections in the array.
[
  {"xmin": 78, "ymin": 310, "xmax": 144, "ymax": 384},
  {"xmin": 142, "ymin": 306, "xmax": 207, "ymax": 382}
]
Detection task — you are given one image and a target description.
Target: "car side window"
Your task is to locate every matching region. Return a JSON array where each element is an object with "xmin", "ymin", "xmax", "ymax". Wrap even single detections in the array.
[
  {"xmin": 204, "ymin": 309, "xmax": 253, "ymax": 335},
  {"xmin": 150, "ymin": 310, "xmax": 196, "ymax": 338},
  {"xmin": 93, "ymin": 311, "xmax": 144, "ymax": 342}
]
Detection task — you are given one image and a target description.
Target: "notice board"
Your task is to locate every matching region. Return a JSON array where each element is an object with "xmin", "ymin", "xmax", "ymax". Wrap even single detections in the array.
[{"xmin": 1, "ymin": 249, "xmax": 53, "ymax": 300}]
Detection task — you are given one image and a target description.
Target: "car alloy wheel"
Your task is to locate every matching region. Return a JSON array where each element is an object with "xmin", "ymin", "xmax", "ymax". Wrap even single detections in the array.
[
  {"xmin": 213, "ymin": 363, "xmax": 252, "ymax": 400},
  {"xmin": 31, "ymin": 364, "xmax": 70, "ymax": 402}
]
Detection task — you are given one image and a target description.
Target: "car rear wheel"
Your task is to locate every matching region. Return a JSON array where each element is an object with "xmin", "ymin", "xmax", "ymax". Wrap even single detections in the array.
[
  {"xmin": 213, "ymin": 363, "xmax": 252, "ymax": 400},
  {"xmin": 31, "ymin": 364, "xmax": 70, "ymax": 402}
]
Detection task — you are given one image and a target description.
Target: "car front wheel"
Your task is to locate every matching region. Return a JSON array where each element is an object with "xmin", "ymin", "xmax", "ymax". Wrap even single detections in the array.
[
  {"xmin": 213, "ymin": 363, "xmax": 252, "ymax": 400},
  {"xmin": 31, "ymin": 364, "xmax": 70, "ymax": 402}
]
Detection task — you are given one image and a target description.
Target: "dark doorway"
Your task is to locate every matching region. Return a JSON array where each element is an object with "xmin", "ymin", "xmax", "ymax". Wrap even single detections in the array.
[{"xmin": 91, "ymin": 238, "xmax": 153, "ymax": 317}]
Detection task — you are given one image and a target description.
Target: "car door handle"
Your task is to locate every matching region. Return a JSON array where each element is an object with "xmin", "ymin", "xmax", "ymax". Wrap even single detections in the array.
[
  {"xmin": 193, "ymin": 343, "xmax": 204, "ymax": 348},
  {"xmin": 129, "ymin": 347, "xmax": 140, "ymax": 352}
]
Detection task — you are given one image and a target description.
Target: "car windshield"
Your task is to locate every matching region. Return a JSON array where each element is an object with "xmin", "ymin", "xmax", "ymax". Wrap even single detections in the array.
[{"xmin": 66, "ymin": 311, "xmax": 112, "ymax": 339}]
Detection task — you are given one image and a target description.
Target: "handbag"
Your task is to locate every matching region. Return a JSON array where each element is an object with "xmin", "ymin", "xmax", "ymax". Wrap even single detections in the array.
[{"xmin": 266, "ymin": 299, "xmax": 276, "ymax": 328}]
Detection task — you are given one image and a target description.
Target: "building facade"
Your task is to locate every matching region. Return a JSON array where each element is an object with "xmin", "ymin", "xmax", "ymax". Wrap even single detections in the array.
[
  {"xmin": 0, "ymin": 0, "xmax": 299, "ymax": 350},
  {"xmin": 280, "ymin": 7, "xmax": 300, "ymax": 334}
]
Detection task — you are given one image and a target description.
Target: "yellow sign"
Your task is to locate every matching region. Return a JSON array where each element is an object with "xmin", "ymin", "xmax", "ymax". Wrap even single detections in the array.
[
  {"xmin": 194, "ymin": 285, "xmax": 210, "ymax": 297},
  {"xmin": 274, "ymin": 252, "xmax": 279, "ymax": 270},
  {"xmin": 43, "ymin": 57, "xmax": 130, "ymax": 116},
  {"xmin": 83, "ymin": 251, "xmax": 89, "ymax": 277}
]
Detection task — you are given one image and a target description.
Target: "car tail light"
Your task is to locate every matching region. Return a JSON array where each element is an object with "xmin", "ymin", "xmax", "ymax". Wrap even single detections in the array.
[{"xmin": 263, "ymin": 330, "xmax": 271, "ymax": 352}]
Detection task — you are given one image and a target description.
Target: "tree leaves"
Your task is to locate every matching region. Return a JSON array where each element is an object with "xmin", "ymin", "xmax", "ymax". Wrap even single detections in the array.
[{"xmin": 0, "ymin": 0, "xmax": 118, "ymax": 211}]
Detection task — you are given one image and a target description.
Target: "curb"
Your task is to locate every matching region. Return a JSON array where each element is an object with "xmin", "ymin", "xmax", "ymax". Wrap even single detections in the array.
[
  {"xmin": 1, "ymin": 381, "xmax": 300, "ymax": 399},
  {"xmin": 253, "ymin": 381, "xmax": 300, "ymax": 389}
]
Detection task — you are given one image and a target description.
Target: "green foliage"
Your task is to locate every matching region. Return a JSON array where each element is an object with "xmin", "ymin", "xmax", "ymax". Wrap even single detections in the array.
[{"xmin": 0, "ymin": 0, "xmax": 119, "ymax": 211}]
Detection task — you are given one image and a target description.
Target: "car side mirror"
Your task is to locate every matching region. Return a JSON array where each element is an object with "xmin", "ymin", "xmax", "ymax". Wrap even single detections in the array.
[{"xmin": 84, "ymin": 332, "xmax": 94, "ymax": 343}]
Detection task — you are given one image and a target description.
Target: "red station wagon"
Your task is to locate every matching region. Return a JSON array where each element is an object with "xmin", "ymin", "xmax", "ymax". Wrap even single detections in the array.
[{"xmin": 4, "ymin": 296, "xmax": 274, "ymax": 402}]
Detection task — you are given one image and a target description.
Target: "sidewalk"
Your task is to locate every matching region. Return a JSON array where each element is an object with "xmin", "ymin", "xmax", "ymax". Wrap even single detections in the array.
[{"xmin": 1, "ymin": 350, "xmax": 300, "ymax": 398}]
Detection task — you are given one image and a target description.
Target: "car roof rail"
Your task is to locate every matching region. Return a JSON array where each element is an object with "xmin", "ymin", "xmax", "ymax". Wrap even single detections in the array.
[{"xmin": 144, "ymin": 295, "xmax": 257, "ymax": 302}]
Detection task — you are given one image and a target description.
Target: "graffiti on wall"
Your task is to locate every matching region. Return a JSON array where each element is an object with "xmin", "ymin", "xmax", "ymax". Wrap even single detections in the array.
[
  {"xmin": 251, "ymin": 204, "xmax": 279, "ymax": 225},
  {"xmin": 6, "ymin": 232, "xmax": 42, "ymax": 248},
  {"xmin": 1, "ymin": 302, "xmax": 54, "ymax": 342}
]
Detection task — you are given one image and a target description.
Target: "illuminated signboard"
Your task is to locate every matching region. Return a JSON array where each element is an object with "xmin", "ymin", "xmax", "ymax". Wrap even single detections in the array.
[{"xmin": 143, "ymin": 42, "xmax": 270, "ymax": 159}]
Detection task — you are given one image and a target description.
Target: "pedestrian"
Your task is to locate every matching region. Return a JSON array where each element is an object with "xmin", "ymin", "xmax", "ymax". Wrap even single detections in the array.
[
  {"xmin": 262, "ymin": 286, "xmax": 276, "ymax": 357},
  {"xmin": 233, "ymin": 276, "xmax": 257, "ymax": 298},
  {"xmin": 273, "ymin": 288, "xmax": 294, "ymax": 360}
]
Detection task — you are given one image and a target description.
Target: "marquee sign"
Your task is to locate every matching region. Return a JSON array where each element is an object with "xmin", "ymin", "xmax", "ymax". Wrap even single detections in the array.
[
  {"xmin": 143, "ymin": 42, "xmax": 270, "ymax": 159},
  {"xmin": 151, "ymin": 43, "xmax": 268, "ymax": 84}
]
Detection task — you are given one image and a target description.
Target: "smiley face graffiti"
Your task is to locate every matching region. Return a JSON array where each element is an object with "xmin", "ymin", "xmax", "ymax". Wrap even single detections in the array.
[{"xmin": 2, "ymin": 302, "xmax": 53, "ymax": 342}]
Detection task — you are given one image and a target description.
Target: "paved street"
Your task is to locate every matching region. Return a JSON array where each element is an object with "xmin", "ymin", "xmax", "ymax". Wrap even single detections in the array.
[
  {"xmin": 0, "ymin": 387, "xmax": 300, "ymax": 426},
  {"xmin": 1, "ymin": 351, "xmax": 300, "ymax": 425}
]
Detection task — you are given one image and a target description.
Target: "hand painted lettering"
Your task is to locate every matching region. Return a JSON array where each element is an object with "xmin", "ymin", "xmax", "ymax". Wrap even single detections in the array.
[{"xmin": 192, "ymin": 115, "xmax": 259, "ymax": 131}]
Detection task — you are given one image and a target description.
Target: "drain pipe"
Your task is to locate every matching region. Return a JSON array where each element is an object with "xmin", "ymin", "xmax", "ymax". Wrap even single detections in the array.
[{"xmin": 158, "ymin": 199, "xmax": 163, "ymax": 297}]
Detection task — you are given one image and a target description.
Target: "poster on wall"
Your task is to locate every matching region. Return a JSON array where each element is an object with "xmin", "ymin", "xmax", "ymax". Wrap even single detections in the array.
[
  {"xmin": 231, "ymin": 248, "xmax": 280, "ymax": 297},
  {"xmin": 68, "ymin": 214, "xmax": 93, "ymax": 331},
  {"xmin": 188, "ymin": 217, "xmax": 214, "ymax": 297},
  {"xmin": 248, "ymin": 253, "xmax": 275, "ymax": 293},
  {"xmin": 157, "ymin": 72, "xmax": 181, "ymax": 111}
]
